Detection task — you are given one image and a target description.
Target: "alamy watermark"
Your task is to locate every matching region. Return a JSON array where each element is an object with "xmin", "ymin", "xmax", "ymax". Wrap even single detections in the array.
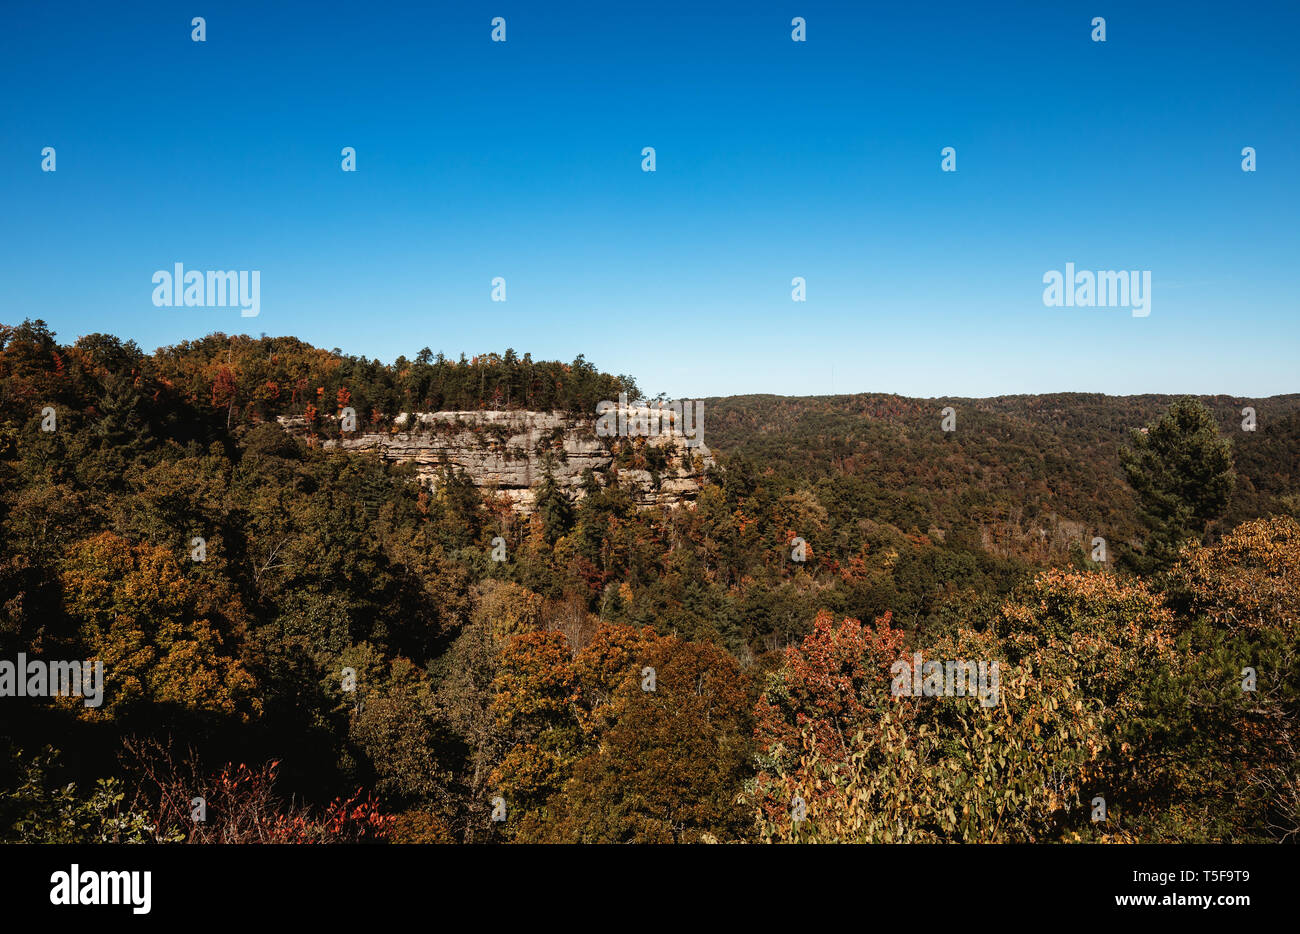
[
  {"xmin": 0, "ymin": 654, "xmax": 103, "ymax": 707},
  {"xmin": 1043, "ymin": 263, "xmax": 1150, "ymax": 318},
  {"xmin": 152, "ymin": 263, "xmax": 260, "ymax": 317},
  {"xmin": 890, "ymin": 654, "xmax": 1000, "ymax": 708},
  {"xmin": 595, "ymin": 392, "xmax": 705, "ymax": 449},
  {"xmin": 50, "ymin": 865, "xmax": 150, "ymax": 914}
]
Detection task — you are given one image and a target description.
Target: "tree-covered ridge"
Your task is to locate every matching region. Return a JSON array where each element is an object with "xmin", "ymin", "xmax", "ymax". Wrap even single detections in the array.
[
  {"xmin": 1, "ymin": 320, "xmax": 1296, "ymax": 844},
  {"xmin": 0, "ymin": 320, "xmax": 641, "ymax": 445},
  {"xmin": 705, "ymin": 391, "xmax": 1300, "ymax": 565}
]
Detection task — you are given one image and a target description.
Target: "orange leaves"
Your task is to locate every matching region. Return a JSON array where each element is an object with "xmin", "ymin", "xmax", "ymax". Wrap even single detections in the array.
[
  {"xmin": 1173, "ymin": 516, "xmax": 1300, "ymax": 636},
  {"xmin": 837, "ymin": 544, "xmax": 872, "ymax": 583},
  {"xmin": 489, "ymin": 625, "xmax": 581, "ymax": 810},
  {"xmin": 486, "ymin": 623, "xmax": 753, "ymax": 842}
]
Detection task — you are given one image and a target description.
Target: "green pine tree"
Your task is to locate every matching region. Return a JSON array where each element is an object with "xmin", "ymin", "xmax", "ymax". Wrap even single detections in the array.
[
  {"xmin": 535, "ymin": 456, "xmax": 573, "ymax": 545},
  {"xmin": 1120, "ymin": 397, "xmax": 1235, "ymax": 572}
]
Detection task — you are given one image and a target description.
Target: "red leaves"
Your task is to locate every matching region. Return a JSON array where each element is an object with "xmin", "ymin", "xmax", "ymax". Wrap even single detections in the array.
[
  {"xmin": 210, "ymin": 366, "xmax": 237, "ymax": 410},
  {"xmin": 127, "ymin": 740, "xmax": 395, "ymax": 844},
  {"xmin": 752, "ymin": 610, "xmax": 912, "ymax": 824},
  {"xmin": 315, "ymin": 789, "xmax": 394, "ymax": 842}
]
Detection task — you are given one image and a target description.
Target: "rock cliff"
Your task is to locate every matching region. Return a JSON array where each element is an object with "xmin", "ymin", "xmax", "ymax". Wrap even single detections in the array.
[{"xmin": 276, "ymin": 410, "xmax": 713, "ymax": 512}]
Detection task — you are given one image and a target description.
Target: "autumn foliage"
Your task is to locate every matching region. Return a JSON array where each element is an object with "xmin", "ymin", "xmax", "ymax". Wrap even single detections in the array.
[{"xmin": 2, "ymin": 321, "xmax": 1297, "ymax": 844}]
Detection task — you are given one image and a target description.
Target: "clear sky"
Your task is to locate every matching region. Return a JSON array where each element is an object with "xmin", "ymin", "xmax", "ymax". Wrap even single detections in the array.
[{"xmin": 2, "ymin": 0, "xmax": 1297, "ymax": 399}]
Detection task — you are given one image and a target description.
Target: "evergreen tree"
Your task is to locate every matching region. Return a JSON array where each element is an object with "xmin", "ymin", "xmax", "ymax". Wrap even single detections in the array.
[
  {"xmin": 1120, "ymin": 397, "xmax": 1235, "ymax": 572},
  {"xmin": 535, "ymin": 456, "xmax": 573, "ymax": 545}
]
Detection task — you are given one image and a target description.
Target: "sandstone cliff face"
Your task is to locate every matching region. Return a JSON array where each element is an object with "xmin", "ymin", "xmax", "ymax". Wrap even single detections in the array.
[{"xmin": 276, "ymin": 410, "xmax": 713, "ymax": 512}]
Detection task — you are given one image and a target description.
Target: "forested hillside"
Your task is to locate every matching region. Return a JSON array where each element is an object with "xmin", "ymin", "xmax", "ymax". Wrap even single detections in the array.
[
  {"xmin": 2, "ymin": 321, "xmax": 1297, "ymax": 844},
  {"xmin": 706, "ymin": 392, "xmax": 1300, "ymax": 565}
]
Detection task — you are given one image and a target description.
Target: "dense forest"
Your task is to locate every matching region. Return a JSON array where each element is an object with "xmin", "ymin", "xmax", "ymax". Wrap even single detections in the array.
[{"xmin": 1, "ymin": 320, "xmax": 1297, "ymax": 843}]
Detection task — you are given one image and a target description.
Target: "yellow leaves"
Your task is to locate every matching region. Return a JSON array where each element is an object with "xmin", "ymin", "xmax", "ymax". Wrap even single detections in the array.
[{"xmin": 58, "ymin": 531, "xmax": 259, "ymax": 720}]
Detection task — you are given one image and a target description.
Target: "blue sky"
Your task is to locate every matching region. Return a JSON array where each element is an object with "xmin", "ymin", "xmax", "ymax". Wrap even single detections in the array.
[{"xmin": 2, "ymin": 0, "xmax": 1297, "ymax": 399}]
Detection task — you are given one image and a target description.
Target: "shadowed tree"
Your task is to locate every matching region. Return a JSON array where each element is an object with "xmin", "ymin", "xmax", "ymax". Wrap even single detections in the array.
[
  {"xmin": 534, "ymin": 456, "xmax": 573, "ymax": 545},
  {"xmin": 1120, "ymin": 397, "xmax": 1235, "ymax": 572}
]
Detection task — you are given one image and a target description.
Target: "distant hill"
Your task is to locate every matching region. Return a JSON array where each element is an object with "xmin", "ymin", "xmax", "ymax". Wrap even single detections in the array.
[{"xmin": 704, "ymin": 392, "xmax": 1300, "ymax": 563}]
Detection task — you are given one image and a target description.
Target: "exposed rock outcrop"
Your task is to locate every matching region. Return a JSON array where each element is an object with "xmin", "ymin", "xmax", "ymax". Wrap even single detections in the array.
[{"xmin": 276, "ymin": 410, "xmax": 713, "ymax": 512}]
